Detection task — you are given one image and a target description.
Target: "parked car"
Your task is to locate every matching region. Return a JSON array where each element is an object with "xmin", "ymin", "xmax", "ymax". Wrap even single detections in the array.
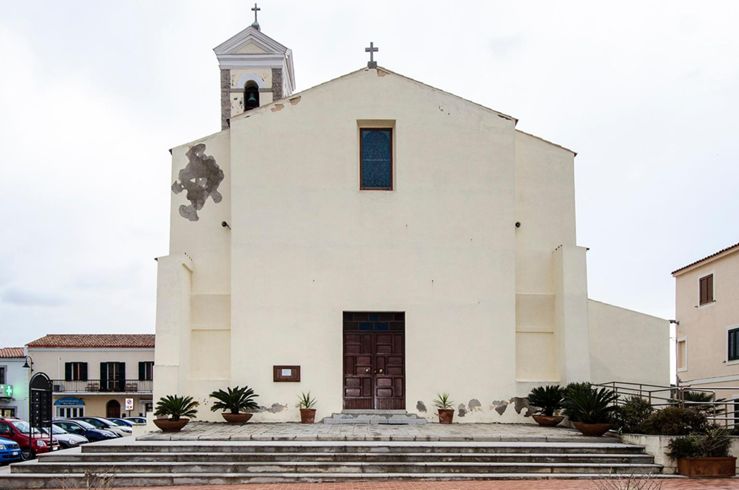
[
  {"xmin": 123, "ymin": 416, "xmax": 147, "ymax": 425},
  {"xmin": 107, "ymin": 418, "xmax": 134, "ymax": 427},
  {"xmin": 0, "ymin": 419, "xmax": 57, "ymax": 460},
  {"xmin": 72, "ymin": 417, "xmax": 132, "ymax": 436},
  {"xmin": 53, "ymin": 419, "xmax": 118, "ymax": 442},
  {"xmin": 0, "ymin": 436, "xmax": 22, "ymax": 464},
  {"xmin": 41, "ymin": 425, "xmax": 88, "ymax": 449}
]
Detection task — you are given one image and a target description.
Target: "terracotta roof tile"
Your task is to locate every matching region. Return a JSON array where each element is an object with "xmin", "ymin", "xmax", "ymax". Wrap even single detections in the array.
[
  {"xmin": 26, "ymin": 334, "xmax": 155, "ymax": 349},
  {"xmin": 0, "ymin": 347, "xmax": 25, "ymax": 358},
  {"xmin": 672, "ymin": 241, "xmax": 739, "ymax": 276}
]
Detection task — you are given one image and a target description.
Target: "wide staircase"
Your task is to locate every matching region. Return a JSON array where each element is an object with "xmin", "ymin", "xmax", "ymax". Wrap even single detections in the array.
[{"xmin": 0, "ymin": 438, "xmax": 665, "ymax": 488}]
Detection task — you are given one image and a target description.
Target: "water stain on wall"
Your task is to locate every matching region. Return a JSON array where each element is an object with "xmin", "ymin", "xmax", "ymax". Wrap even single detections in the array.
[
  {"xmin": 171, "ymin": 143, "xmax": 224, "ymax": 221},
  {"xmin": 416, "ymin": 401, "xmax": 427, "ymax": 413},
  {"xmin": 468, "ymin": 399, "xmax": 482, "ymax": 412}
]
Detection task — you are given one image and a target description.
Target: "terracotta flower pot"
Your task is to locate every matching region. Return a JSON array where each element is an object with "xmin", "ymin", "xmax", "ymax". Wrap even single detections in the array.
[
  {"xmin": 438, "ymin": 408, "xmax": 455, "ymax": 424},
  {"xmin": 572, "ymin": 422, "xmax": 611, "ymax": 437},
  {"xmin": 153, "ymin": 418, "xmax": 190, "ymax": 433},
  {"xmin": 677, "ymin": 457, "xmax": 736, "ymax": 478},
  {"xmin": 300, "ymin": 408, "xmax": 316, "ymax": 424},
  {"xmin": 532, "ymin": 415, "xmax": 564, "ymax": 427},
  {"xmin": 222, "ymin": 412, "xmax": 253, "ymax": 424}
]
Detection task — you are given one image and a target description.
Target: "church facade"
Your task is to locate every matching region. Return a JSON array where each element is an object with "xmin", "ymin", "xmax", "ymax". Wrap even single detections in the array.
[{"xmin": 154, "ymin": 22, "xmax": 669, "ymax": 422}]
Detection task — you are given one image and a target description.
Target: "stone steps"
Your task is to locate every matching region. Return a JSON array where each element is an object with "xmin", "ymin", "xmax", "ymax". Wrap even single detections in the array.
[
  {"xmin": 40, "ymin": 451, "xmax": 655, "ymax": 464},
  {"xmin": 0, "ymin": 439, "xmax": 666, "ymax": 488},
  {"xmin": 323, "ymin": 411, "xmax": 427, "ymax": 425},
  {"xmin": 0, "ymin": 472, "xmax": 683, "ymax": 489},
  {"xmin": 80, "ymin": 441, "xmax": 648, "ymax": 454}
]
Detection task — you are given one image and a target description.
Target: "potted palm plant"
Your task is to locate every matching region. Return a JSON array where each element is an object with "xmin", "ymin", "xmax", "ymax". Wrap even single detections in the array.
[
  {"xmin": 434, "ymin": 393, "xmax": 455, "ymax": 424},
  {"xmin": 153, "ymin": 395, "xmax": 199, "ymax": 432},
  {"xmin": 562, "ymin": 384, "xmax": 618, "ymax": 437},
  {"xmin": 209, "ymin": 385, "xmax": 259, "ymax": 423},
  {"xmin": 668, "ymin": 427, "xmax": 736, "ymax": 477},
  {"xmin": 298, "ymin": 392, "xmax": 317, "ymax": 424},
  {"xmin": 527, "ymin": 385, "xmax": 565, "ymax": 427}
]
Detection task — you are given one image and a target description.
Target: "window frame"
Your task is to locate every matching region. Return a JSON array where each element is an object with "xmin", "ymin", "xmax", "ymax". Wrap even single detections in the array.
[
  {"xmin": 65, "ymin": 362, "xmax": 88, "ymax": 382},
  {"xmin": 676, "ymin": 337, "xmax": 688, "ymax": 372},
  {"xmin": 138, "ymin": 361, "xmax": 154, "ymax": 381},
  {"xmin": 0, "ymin": 366, "xmax": 6, "ymax": 385},
  {"xmin": 699, "ymin": 273, "xmax": 714, "ymax": 306},
  {"xmin": 728, "ymin": 327, "xmax": 739, "ymax": 363},
  {"xmin": 359, "ymin": 126, "xmax": 394, "ymax": 191}
]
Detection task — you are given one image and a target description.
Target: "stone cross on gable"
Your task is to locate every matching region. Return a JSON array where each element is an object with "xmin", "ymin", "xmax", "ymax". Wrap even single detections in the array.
[
  {"xmin": 365, "ymin": 42, "xmax": 378, "ymax": 69},
  {"xmin": 251, "ymin": 3, "xmax": 261, "ymax": 30}
]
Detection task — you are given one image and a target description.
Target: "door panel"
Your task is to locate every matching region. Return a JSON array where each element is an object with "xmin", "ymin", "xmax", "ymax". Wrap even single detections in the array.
[{"xmin": 343, "ymin": 312, "xmax": 405, "ymax": 410}]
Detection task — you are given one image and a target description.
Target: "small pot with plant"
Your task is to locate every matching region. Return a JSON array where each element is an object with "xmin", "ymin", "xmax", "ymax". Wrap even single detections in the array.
[
  {"xmin": 434, "ymin": 393, "xmax": 455, "ymax": 424},
  {"xmin": 209, "ymin": 385, "xmax": 259, "ymax": 423},
  {"xmin": 668, "ymin": 427, "xmax": 736, "ymax": 477},
  {"xmin": 527, "ymin": 385, "xmax": 565, "ymax": 427},
  {"xmin": 562, "ymin": 383, "xmax": 618, "ymax": 437},
  {"xmin": 298, "ymin": 392, "xmax": 317, "ymax": 424},
  {"xmin": 153, "ymin": 395, "xmax": 199, "ymax": 432}
]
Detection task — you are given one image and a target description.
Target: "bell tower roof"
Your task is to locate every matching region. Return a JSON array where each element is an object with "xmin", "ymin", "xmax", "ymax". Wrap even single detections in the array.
[{"xmin": 214, "ymin": 22, "xmax": 295, "ymax": 129}]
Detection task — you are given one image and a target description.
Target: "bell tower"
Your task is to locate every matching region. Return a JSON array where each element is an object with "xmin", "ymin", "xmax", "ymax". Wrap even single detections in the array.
[{"xmin": 213, "ymin": 4, "xmax": 295, "ymax": 129}]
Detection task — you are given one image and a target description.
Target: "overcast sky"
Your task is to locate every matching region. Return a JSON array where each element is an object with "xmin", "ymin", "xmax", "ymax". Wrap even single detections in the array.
[{"xmin": 1, "ymin": 1, "xmax": 738, "ymax": 347}]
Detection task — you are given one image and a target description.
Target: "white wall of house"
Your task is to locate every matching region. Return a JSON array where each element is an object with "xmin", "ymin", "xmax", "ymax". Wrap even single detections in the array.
[{"xmin": 0, "ymin": 358, "xmax": 29, "ymax": 420}]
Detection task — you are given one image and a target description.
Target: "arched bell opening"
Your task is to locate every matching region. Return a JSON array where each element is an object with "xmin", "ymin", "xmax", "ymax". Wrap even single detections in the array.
[{"xmin": 244, "ymin": 81, "xmax": 260, "ymax": 110}]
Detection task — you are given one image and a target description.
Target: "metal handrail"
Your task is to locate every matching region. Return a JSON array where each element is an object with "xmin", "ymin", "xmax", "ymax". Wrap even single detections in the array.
[{"xmin": 596, "ymin": 380, "xmax": 737, "ymax": 428}]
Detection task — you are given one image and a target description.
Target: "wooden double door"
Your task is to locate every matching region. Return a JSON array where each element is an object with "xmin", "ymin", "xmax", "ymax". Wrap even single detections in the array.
[{"xmin": 343, "ymin": 312, "xmax": 405, "ymax": 410}]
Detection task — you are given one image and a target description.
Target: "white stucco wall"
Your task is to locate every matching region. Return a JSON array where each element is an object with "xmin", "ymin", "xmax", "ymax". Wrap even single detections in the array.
[
  {"xmin": 588, "ymin": 299, "xmax": 670, "ymax": 386},
  {"xmin": 154, "ymin": 67, "xmax": 670, "ymax": 424}
]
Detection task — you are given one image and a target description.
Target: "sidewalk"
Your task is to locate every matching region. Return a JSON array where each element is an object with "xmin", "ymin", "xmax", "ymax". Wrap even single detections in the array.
[{"xmin": 59, "ymin": 480, "xmax": 739, "ymax": 490}]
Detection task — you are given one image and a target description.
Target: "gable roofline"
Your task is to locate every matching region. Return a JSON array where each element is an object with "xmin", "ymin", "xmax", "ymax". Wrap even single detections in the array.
[
  {"xmin": 232, "ymin": 65, "xmax": 519, "ymax": 124},
  {"xmin": 516, "ymin": 129, "xmax": 577, "ymax": 156},
  {"xmin": 213, "ymin": 26, "xmax": 288, "ymax": 55},
  {"xmin": 672, "ymin": 241, "xmax": 739, "ymax": 276}
]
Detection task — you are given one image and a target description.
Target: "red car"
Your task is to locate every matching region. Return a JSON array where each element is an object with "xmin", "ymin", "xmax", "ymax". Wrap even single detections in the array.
[{"xmin": 0, "ymin": 418, "xmax": 57, "ymax": 460}]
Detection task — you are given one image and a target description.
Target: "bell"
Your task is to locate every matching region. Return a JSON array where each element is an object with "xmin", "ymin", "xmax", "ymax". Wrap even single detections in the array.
[{"xmin": 245, "ymin": 92, "xmax": 259, "ymax": 109}]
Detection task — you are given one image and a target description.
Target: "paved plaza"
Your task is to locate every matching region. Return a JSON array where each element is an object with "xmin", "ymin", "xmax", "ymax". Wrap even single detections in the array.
[
  {"xmin": 56, "ymin": 480, "xmax": 739, "ymax": 490},
  {"xmin": 139, "ymin": 422, "xmax": 602, "ymax": 442}
]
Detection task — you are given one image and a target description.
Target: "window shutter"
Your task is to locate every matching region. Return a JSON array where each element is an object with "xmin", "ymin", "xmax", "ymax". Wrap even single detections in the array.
[
  {"xmin": 119, "ymin": 362, "xmax": 126, "ymax": 391},
  {"xmin": 707, "ymin": 275, "xmax": 714, "ymax": 302},
  {"xmin": 138, "ymin": 362, "xmax": 145, "ymax": 381},
  {"xmin": 100, "ymin": 362, "xmax": 108, "ymax": 391},
  {"xmin": 65, "ymin": 363, "xmax": 72, "ymax": 382},
  {"xmin": 81, "ymin": 363, "xmax": 88, "ymax": 381}
]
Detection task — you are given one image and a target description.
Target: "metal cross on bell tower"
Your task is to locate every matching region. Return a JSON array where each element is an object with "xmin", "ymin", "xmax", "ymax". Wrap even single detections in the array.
[
  {"xmin": 251, "ymin": 3, "xmax": 261, "ymax": 31},
  {"xmin": 365, "ymin": 42, "xmax": 378, "ymax": 69}
]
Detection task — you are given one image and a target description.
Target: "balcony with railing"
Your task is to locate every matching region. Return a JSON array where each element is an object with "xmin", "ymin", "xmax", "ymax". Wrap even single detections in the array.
[{"xmin": 51, "ymin": 379, "xmax": 153, "ymax": 394}]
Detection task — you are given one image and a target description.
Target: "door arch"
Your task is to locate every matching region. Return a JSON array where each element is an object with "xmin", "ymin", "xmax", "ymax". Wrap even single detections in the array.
[{"xmin": 106, "ymin": 399, "xmax": 121, "ymax": 418}]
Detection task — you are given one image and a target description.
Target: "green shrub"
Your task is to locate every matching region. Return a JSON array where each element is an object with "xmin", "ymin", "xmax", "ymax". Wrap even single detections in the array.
[
  {"xmin": 209, "ymin": 386, "xmax": 259, "ymax": 414},
  {"xmin": 611, "ymin": 397, "xmax": 654, "ymax": 434},
  {"xmin": 527, "ymin": 385, "xmax": 564, "ymax": 417},
  {"xmin": 667, "ymin": 427, "xmax": 731, "ymax": 460},
  {"xmin": 562, "ymin": 385, "xmax": 618, "ymax": 423},
  {"xmin": 154, "ymin": 395, "xmax": 199, "ymax": 421},
  {"xmin": 298, "ymin": 392, "xmax": 317, "ymax": 409},
  {"xmin": 640, "ymin": 407, "xmax": 708, "ymax": 436}
]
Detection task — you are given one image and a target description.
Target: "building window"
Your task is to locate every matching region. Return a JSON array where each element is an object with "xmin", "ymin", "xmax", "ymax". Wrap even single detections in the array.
[
  {"xmin": 677, "ymin": 339, "xmax": 687, "ymax": 371},
  {"xmin": 56, "ymin": 406, "xmax": 84, "ymax": 418},
  {"xmin": 699, "ymin": 274, "xmax": 714, "ymax": 305},
  {"xmin": 729, "ymin": 328, "xmax": 739, "ymax": 362},
  {"xmin": 360, "ymin": 128, "xmax": 393, "ymax": 190},
  {"xmin": 64, "ymin": 362, "xmax": 88, "ymax": 381},
  {"xmin": 0, "ymin": 408, "xmax": 15, "ymax": 418},
  {"xmin": 0, "ymin": 366, "xmax": 5, "ymax": 385},
  {"xmin": 100, "ymin": 362, "xmax": 126, "ymax": 392},
  {"xmin": 138, "ymin": 361, "xmax": 154, "ymax": 381}
]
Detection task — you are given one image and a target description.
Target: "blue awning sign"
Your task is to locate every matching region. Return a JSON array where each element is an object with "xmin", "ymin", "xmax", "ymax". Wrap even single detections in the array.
[{"xmin": 54, "ymin": 397, "xmax": 85, "ymax": 406}]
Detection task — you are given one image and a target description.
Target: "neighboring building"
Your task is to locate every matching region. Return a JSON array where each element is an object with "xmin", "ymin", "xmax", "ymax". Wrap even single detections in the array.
[
  {"xmin": 673, "ymin": 242, "xmax": 739, "ymax": 398},
  {"xmin": 154, "ymin": 17, "xmax": 669, "ymax": 423},
  {"xmin": 0, "ymin": 348, "xmax": 29, "ymax": 420},
  {"xmin": 26, "ymin": 334, "xmax": 155, "ymax": 418}
]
